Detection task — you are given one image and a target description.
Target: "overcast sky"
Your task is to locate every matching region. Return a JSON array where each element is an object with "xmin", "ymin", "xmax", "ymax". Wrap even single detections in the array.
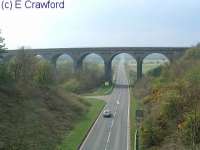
[{"xmin": 0, "ymin": 0, "xmax": 200, "ymax": 49}]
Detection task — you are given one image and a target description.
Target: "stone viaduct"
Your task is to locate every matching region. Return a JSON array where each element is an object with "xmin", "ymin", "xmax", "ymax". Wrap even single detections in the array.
[{"xmin": 0, "ymin": 47, "xmax": 188, "ymax": 83}]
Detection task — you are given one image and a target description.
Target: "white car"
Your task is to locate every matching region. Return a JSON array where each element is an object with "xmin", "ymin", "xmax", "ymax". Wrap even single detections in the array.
[{"xmin": 103, "ymin": 109, "xmax": 112, "ymax": 118}]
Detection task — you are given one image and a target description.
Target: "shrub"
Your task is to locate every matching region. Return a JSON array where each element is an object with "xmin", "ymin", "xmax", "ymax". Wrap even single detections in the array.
[
  {"xmin": 181, "ymin": 111, "xmax": 200, "ymax": 146},
  {"xmin": 7, "ymin": 50, "xmax": 37, "ymax": 83},
  {"xmin": 147, "ymin": 66, "xmax": 162, "ymax": 77},
  {"xmin": 33, "ymin": 61, "xmax": 54, "ymax": 86},
  {"xmin": 184, "ymin": 67, "xmax": 200, "ymax": 85},
  {"xmin": 62, "ymin": 79, "xmax": 80, "ymax": 93},
  {"xmin": 0, "ymin": 64, "xmax": 12, "ymax": 84},
  {"xmin": 183, "ymin": 48, "xmax": 200, "ymax": 60},
  {"xmin": 161, "ymin": 90, "xmax": 183, "ymax": 120},
  {"xmin": 137, "ymin": 47, "xmax": 200, "ymax": 150},
  {"xmin": 141, "ymin": 118, "xmax": 167, "ymax": 148}
]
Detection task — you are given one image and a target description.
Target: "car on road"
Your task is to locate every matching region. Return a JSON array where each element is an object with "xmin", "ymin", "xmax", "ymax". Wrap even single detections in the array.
[{"xmin": 103, "ymin": 109, "xmax": 112, "ymax": 118}]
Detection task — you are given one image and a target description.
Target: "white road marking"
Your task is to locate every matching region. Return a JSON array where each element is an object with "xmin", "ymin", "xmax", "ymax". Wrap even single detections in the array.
[
  {"xmin": 81, "ymin": 87, "xmax": 119, "ymax": 150},
  {"xmin": 80, "ymin": 63, "xmax": 130, "ymax": 150},
  {"xmin": 114, "ymin": 105, "xmax": 118, "ymax": 117},
  {"xmin": 117, "ymin": 100, "xmax": 120, "ymax": 105},
  {"xmin": 105, "ymin": 119, "xmax": 114, "ymax": 150},
  {"xmin": 127, "ymin": 79, "xmax": 131, "ymax": 150},
  {"xmin": 105, "ymin": 100, "xmax": 119, "ymax": 150},
  {"xmin": 105, "ymin": 131, "xmax": 111, "ymax": 150},
  {"xmin": 79, "ymin": 104, "xmax": 106, "ymax": 150}
]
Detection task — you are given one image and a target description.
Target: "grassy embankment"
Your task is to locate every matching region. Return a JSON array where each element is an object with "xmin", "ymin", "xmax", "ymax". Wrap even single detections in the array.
[
  {"xmin": 126, "ymin": 62, "xmax": 161, "ymax": 150},
  {"xmin": 57, "ymin": 98, "xmax": 105, "ymax": 150},
  {"xmin": 84, "ymin": 84, "xmax": 113, "ymax": 96},
  {"xmin": 0, "ymin": 50, "xmax": 106, "ymax": 150},
  {"xmin": 126, "ymin": 68, "xmax": 138, "ymax": 150},
  {"xmin": 0, "ymin": 84, "xmax": 105, "ymax": 150},
  {"xmin": 125, "ymin": 66, "xmax": 138, "ymax": 150},
  {"xmin": 130, "ymin": 88, "xmax": 138, "ymax": 150},
  {"xmin": 0, "ymin": 84, "xmax": 89, "ymax": 150}
]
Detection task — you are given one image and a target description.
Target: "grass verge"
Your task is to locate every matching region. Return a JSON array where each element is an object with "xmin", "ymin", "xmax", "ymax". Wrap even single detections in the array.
[
  {"xmin": 130, "ymin": 92, "xmax": 139, "ymax": 150},
  {"xmin": 57, "ymin": 98, "xmax": 105, "ymax": 150},
  {"xmin": 126, "ymin": 67, "xmax": 138, "ymax": 150},
  {"xmin": 84, "ymin": 84, "xmax": 113, "ymax": 96}
]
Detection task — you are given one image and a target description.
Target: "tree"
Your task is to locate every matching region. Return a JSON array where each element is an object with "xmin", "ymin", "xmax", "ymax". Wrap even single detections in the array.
[
  {"xmin": 196, "ymin": 42, "xmax": 200, "ymax": 48},
  {"xmin": 0, "ymin": 29, "xmax": 6, "ymax": 51},
  {"xmin": 33, "ymin": 61, "xmax": 54, "ymax": 86},
  {"xmin": 8, "ymin": 49, "xmax": 37, "ymax": 82}
]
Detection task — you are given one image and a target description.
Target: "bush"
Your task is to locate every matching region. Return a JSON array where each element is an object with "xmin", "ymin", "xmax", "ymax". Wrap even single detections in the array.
[
  {"xmin": 184, "ymin": 67, "xmax": 200, "ymax": 85},
  {"xmin": 181, "ymin": 111, "xmax": 200, "ymax": 146},
  {"xmin": 62, "ymin": 79, "xmax": 81, "ymax": 93},
  {"xmin": 7, "ymin": 50, "xmax": 37, "ymax": 83},
  {"xmin": 137, "ymin": 47, "xmax": 200, "ymax": 149},
  {"xmin": 147, "ymin": 66, "xmax": 162, "ymax": 77},
  {"xmin": 33, "ymin": 61, "xmax": 54, "ymax": 86},
  {"xmin": 161, "ymin": 90, "xmax": 183, "ymax": 120},
  {"xmin": 141, "ymin": 118, "xmax": 167, "ymax": 148},
  {"xmin": 183, "ymin": 48, "xmax": 200, "ymax": 60},
  {"xmin": 0, "ymin": 64, "xmax": 12, "ymax": 84},
  {"xmin": 57, "ymin": 61, "xmax": 104, "ymax": 93}
]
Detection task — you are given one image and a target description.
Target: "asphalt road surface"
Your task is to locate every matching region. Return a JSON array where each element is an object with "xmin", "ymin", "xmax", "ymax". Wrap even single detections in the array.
[{"xmin": 80, "ymin": 62, "xmax": 130, "ymax": 150}]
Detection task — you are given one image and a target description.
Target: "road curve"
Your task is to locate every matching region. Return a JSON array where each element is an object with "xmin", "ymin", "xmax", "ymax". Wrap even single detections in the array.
[{"xmin": 80, "ymin": 62, "xmax": 130, "ymax": 150}]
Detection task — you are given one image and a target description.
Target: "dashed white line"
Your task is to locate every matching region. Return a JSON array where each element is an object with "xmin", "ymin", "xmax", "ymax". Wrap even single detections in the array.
[
  {"xmin": 105, "ymin": 101, "xmax": 119, "ymax": 150},
  {"xmin": 114, "ymin": 106, "xmax": 118, "ymax": 117},
  {"xmin": 107, "ymin": 128, "xmax": 112, "ymax": 143},
  {"xmin": 117, "ymin": 100, "xmax": 120, "ymax": 105},
  {"xmin": 105, "ymin": 119, "xmax": 114, "ymax": 150}
]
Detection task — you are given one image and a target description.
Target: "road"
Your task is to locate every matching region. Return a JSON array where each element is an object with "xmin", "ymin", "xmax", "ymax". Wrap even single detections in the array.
[{"xmin": 80, "ymin": 62, "xmax": 130, "ymax": 150}]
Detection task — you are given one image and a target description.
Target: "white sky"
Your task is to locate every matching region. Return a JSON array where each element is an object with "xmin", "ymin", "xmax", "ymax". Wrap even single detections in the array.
[{"xmin": 0, "ymin": 0, "xmax": 200, "ymax": 49}]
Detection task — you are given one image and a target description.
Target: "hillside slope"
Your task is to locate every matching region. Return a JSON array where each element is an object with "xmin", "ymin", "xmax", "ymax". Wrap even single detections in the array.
[
  {"xmin": 133, "ymin": 48, "xmax": 200, "ymax": 150},
  {"xmin": 0, "ymin": 84, "xmax": 89, "ymax": 150}
]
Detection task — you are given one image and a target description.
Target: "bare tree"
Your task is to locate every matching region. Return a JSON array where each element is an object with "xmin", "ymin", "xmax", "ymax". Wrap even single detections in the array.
[
  {"xmin": 0, "ymin": 29, "xmax": 6, "ymax": 51},
  {"xmin": 8, "ymin": 48, "xmax": 37, "ymax": 82}
]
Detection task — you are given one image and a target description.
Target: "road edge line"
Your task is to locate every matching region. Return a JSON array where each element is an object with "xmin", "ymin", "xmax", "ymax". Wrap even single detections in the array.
[
  {"xmin": 78, "ymin": 101, "xmax": 107, "ymax": 150},
  {"xmin": 127, "ymin": 79, "xmax": 131, "ymax": 150}
]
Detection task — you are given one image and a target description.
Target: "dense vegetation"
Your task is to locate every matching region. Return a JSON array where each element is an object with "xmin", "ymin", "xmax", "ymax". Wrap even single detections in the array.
[
  {"xmin": 59, "ymin": 61, "xmax": 104, "ymax": 94},
  {"xmin": 0, "ymin": 32, "xmax": 105, "ymax": 150},
  {"xmin": 133, "ymin": 47, "xmax": 200, "ymax": 150},
  {"xmin": 0, "ymin": 50, "xmax": 92, "ymax": 150}
]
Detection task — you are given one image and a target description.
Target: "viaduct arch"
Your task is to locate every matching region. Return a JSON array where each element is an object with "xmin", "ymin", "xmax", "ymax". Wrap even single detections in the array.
[{"xmin": 0, "ymin": 47, "xmax": 188, "ymax": 83}]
